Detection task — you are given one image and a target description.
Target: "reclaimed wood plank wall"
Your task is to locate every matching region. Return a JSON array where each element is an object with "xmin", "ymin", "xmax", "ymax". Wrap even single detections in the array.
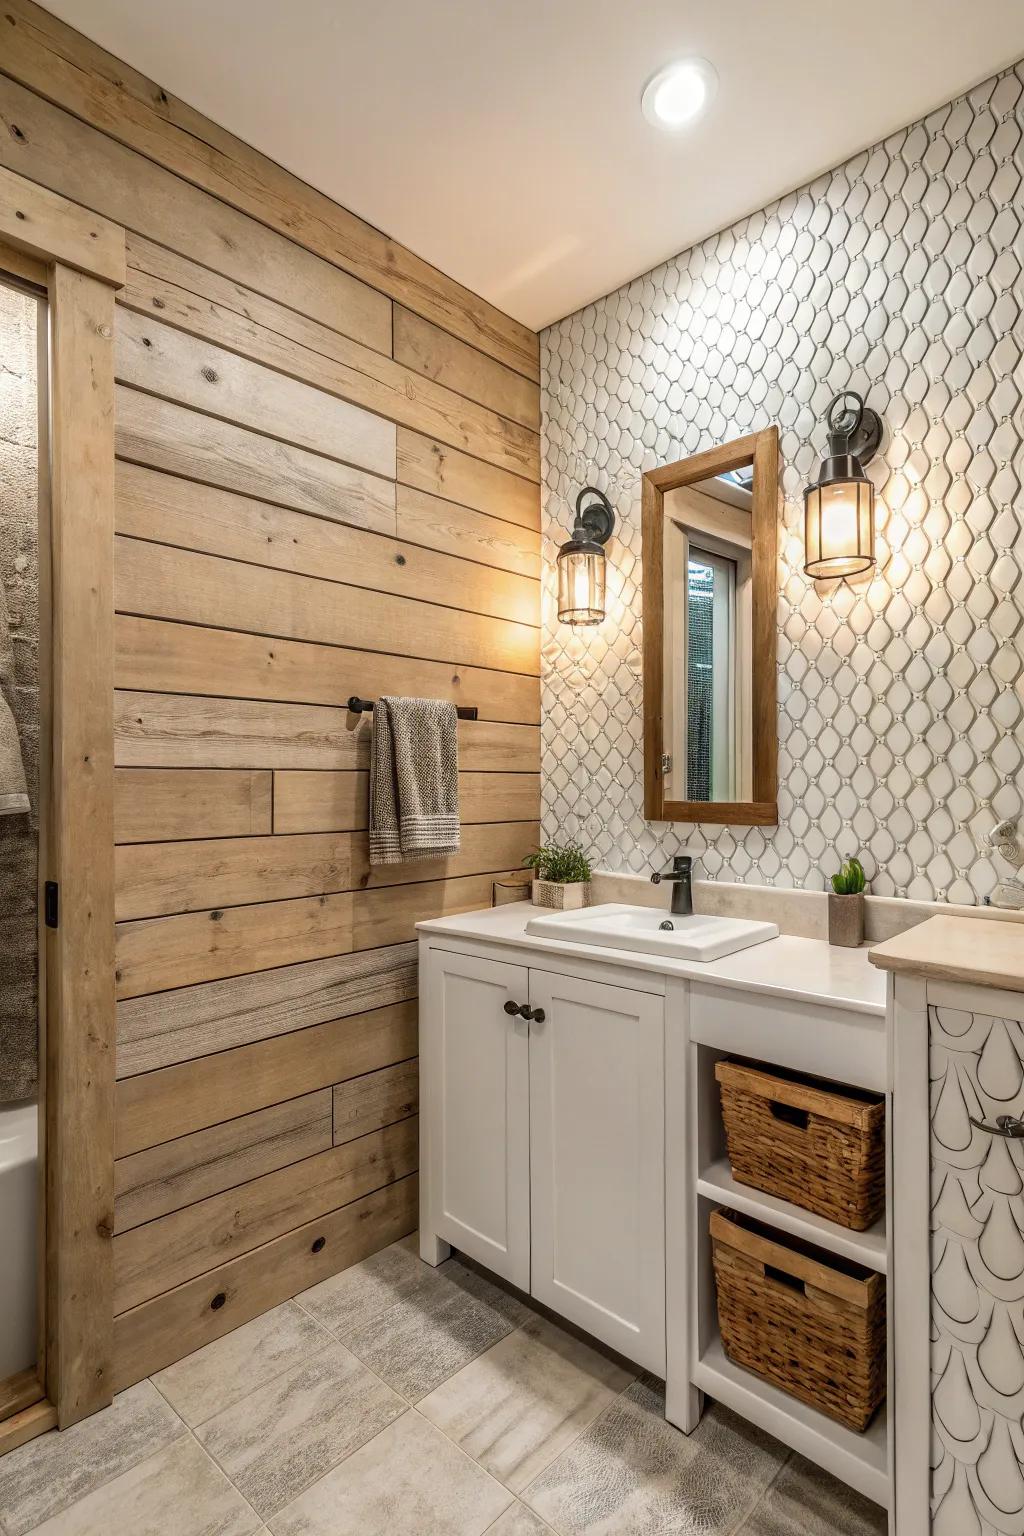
[{"xmin": 0, "ymin": 0, "xmax": 541, "ymax": 1387}]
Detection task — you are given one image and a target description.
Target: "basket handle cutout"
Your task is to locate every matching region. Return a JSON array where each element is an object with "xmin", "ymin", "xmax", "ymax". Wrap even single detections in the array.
[
  {"xmin": 765, "ymin": 1264, "xmax": 806, "ymax": 1294},
  {"xmin": 769, "ymin": 1100, "xmax": 810, "ymax": 1130}
]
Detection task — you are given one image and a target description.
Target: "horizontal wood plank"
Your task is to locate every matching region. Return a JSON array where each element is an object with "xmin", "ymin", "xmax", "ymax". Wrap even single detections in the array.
[
  {"xmin": 115, "ymin": 999, "xmax": 418, "ymax": 1154},
  {"xmin": 398, "ymin": 428, "xmax": 539, "ymax": 532},
  {"xmin": 115, "ymin": 822, "xmax": 539, "ymax": 919},
  {"xmin": 114, "ymin": 768, "xmax": 272, "ymax": 844},
  {"xmin": 115, "ymin": 463, "xmax": 538, "ymax": 624},
  {"xmin": 114, "ymin": 871, "xmax": 507, "ymax": 997},
  {"xmin": 117, "ymin": 944, "xmax": 417, "ymax": 1079},
  {"xmin": 396, "ymin": 485, "xmax": 539, "ymax": 579},
  {"xmin": 333, "ymin": 1060, "xmax": 418, "ymax": 1146},
  {"xmin": 0, "ymin": 161, "xmax": 124, "ymax": 284},
  {"xmin": 114, "ymin": 691, "xmax": 540, "ymax": 772},
  {"xmin": 116, "ymin": 309, "xmax": 396, "ymax": 479},
  {"xmin": 112, "ymin": 1175, "xmax": 418, "ymax": 1391},
  {"xmin": 113, "ymin": 1117, "xmax": 418, "ymax": 1311},
  {"xmin": 3, "ymin": 6, "xmax": 537, "ymax": 375},
  {"xmin": 0, "ymin": 71, "xmax": 392, "ymax": 354},
  {"xmin": 115, "ymin": 537, "xmax": 540, "ymax": 676},
  {"xmin": 121, "ymin": 247, "xmax": 538, "ymax": 478},
  {"xmin": 394, "ymin": 305, "xmax": 539, "ymax": 432},
  {"xmin": 114, "ymin": 1091, "xmax": 333, "ymax": 1232},
  {"xmin": 272, "ymin": 769, "xmax": 541, "ymax": 833},
  {"xmin": 115, "ymin": 617, "xmax": 540, "ymax": 726},
  {"xmin": 116, "ymin": 388, "xmax": 396, "ymax": 535}
]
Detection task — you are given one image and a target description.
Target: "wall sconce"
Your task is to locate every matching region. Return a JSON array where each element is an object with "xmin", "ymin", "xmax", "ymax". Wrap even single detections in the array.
[
  {"xmin": 557, "ymin": 487, "xmax": 616, "ymax": 625},
  {"xmin": 803, "ymin": 391, "xmax": 882, "ymax": 580}
]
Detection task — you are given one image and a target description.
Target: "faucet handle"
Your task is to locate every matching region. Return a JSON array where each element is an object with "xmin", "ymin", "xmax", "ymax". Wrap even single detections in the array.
[{"xmin": 652, "ymin": 855, "xmax": 693, "ymax": 883}]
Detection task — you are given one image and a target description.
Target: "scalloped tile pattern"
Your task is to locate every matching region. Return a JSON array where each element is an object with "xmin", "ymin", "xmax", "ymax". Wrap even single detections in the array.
[
  {"xmin": 540, "ymin": 64, "xmax": 1024, "ymax": 903},
  {"xmin": 930, "ymin": 1003, "xmax": 1024, "ymax": 1536}
]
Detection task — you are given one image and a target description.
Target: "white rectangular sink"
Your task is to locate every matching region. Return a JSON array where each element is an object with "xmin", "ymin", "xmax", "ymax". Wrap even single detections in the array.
[{"xmin": 525, "ymin": 903, "xmax": 779, "ymax": 962}]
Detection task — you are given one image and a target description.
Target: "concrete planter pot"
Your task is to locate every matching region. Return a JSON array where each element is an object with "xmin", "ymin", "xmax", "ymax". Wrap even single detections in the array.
[
  {"xmin": 532, "ymin": 879, "xmax": 591, "ymax": 911},
  {"xmin": 828, "ymin": 892, "xmax": 865, "ymax": 948}
]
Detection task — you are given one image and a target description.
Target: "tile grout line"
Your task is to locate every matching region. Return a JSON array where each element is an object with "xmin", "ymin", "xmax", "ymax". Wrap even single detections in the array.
[{"xmin": 726, "ymin": 1449, "xmax": 794, "ymax": 1536}]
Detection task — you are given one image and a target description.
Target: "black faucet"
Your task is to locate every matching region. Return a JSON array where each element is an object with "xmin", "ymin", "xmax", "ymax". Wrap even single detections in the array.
[{"xmin": 651, "ymin": 855, "xmax": 694, "ymax": 916}]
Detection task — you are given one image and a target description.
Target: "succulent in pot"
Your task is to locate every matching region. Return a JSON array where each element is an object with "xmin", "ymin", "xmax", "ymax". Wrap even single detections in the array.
[
  {"xmin": 828, "ymin": 856, "xmax": 867, "ymax": 947},
  {"xmin": 523, "ymin": 841, "xmax": 593, "ymax": 910}
]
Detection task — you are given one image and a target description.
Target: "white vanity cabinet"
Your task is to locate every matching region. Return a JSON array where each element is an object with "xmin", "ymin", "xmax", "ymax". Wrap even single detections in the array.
[{"xmin": 419, "ymin": 939, "xmax": 667, "ymax": 1374}]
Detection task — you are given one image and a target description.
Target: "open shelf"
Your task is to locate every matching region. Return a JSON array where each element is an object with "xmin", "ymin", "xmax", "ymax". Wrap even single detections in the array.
[
  {"xmin": 694, "ymin": 1336, "xmax": 888, "ymax": 1509},
  {"xmin": 697, "ymin": 1160, "xmax": 887, "ymax": 1274}
]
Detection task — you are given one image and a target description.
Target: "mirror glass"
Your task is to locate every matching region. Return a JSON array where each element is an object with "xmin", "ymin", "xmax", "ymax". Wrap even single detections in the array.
[
  {"xmin": 664, "ymin": 468, "xmax": 753, "ymax": 803},
  {"xmin": 642, "ymin": 428, "xmax": 777, "ymax": 826}
]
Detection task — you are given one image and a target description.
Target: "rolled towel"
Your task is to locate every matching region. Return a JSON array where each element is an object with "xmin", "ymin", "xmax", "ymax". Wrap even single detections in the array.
[{"xmin": 369, "ymin": 696, "xmax": 460, "ymax": 865}]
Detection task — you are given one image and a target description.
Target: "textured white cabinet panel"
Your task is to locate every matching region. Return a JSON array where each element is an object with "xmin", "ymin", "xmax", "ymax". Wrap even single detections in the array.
[{"xmin": 930, "ymin": 1001, "xmax": 1024, "ymax": 1536}]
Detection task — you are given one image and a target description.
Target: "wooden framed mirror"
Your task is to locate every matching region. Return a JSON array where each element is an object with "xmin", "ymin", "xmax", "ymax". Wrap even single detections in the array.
[{"xmin": 642, "ymin": 427, "xmax": 779, "ymax": 826}]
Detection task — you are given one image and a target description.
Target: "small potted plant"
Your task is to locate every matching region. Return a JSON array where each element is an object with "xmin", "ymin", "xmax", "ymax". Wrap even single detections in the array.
[
  {"xmin": 828, "ymin": 856, "xmax": 867, "ymax": 947},
  {"xmin": 523, "ymin": 841, "xmax": 592, "ymax": 910}
]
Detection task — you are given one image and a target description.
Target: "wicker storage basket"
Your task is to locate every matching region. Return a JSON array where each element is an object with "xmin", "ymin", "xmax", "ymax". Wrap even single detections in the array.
[
  {"xmin": 716, "ymin": 1060, "xmax": 885, "ymax": 1231},
  {"xmin": 711, "ymin": 1208, "xmax": 886, "ymax": 1432}
]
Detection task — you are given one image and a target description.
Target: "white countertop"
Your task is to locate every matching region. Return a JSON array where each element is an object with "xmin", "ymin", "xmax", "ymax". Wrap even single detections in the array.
[{"xmin": 417, "ymin": 903, "xmax": 886, "ymax": 1017}]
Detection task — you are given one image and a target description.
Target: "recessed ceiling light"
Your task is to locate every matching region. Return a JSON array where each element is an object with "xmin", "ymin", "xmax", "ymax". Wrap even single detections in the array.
[{"xmin": 641, "ymin": 58, "xmax": 718, "ymax": 130}]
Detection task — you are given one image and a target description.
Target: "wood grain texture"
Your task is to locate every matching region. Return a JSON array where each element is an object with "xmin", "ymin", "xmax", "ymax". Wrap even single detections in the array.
[
  {"xmin": 114, "ymin": 617, "xmax": 541, "ymax": 726},
  {"xmin": 121, "ymin": 246, "xmax": 538, "ymax": 477},
  {"xmin": 272, "ymin": 769, "xmax": 541, "ymax": 833},
  {"xmin": 112, "ymin": 1175, "xmax": 418, "ymax": 1392},
  {"xmin": 115, "ymin": 537, "xmax": 540, "ymax": 676},
  {"xmin": 2, "ymin": 3, "xmax": 536, "ymax": 375},
  {"xmin": 114, "ymin": 767, "xmax": 272, "ymax": 843},
  {"xmin": 114, "ymin": 463, "xmax": 539, "ymax": 625},
  {"xmin": 115, "ymin": 1001, "xmax": 419, "ymax": 1154},
  {"xmin": 393, "ymin": 305, "xmax": 539, "ymax": 431},
  {"xmin": 114, "ymin": 871, "xmax": 511, "ymax": 997},
  {"xmin": 397, "ymin": 428, "xmax": 539, "ymax": 531},
  {"xmin": 117, "ymin": 944, "xmax": 417, "ymax": 1078},
  {"xmin": 0, "ymin": 1368, "xmax": 43, "ymax": 1424},
  {"xmin": 0, "ymin": 70, "xmax": 392, "ymax": 354},
  {"xmin": 0, "ymin": 162, "xmax": 124, "ymax": 283},
  {"xmin": 113, "ymin": 1117, "xmax": 418, "ymax": 1311},
  {"xmin": 115, "ymin": 308, "xmax": 397, "ymax": 478},
  {"xmin": 116, "ymin": 388, "xmax": 396, "ymax": 535},
  {"xmin": 114, "ymin": 691, "xmax": 540, "ymax": 771},
  {"xmin": 114, "ymin": 1091, "xmax": 333, "ymax": 1232},
  {"xmin": 44, "ymin": 262, "xmax": 117, "ymax": 1426},
  {"xmin": 396, "ymin": 485, "xmax": 540, "ymax": 578},
  {"xmin": 333, "ymin": 1059, "xmax": 418, "ymax": 1145},
  {"xmin": 0, "ymin": 1400, "xmax": 58, "ymax": 1456},
  {"xmin": 115, "ymin": 821, "xmax": 539, "ymax": 919}
]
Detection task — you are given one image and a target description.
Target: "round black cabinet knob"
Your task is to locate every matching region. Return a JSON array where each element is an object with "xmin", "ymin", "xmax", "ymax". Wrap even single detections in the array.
[
  {"xmin": 503, "ymin": 1000, "xmax": 523, "ymax": 1016},
  {"xmin": 521, "ymin": 1006, "xmax": 546, "ymax": 1023}
]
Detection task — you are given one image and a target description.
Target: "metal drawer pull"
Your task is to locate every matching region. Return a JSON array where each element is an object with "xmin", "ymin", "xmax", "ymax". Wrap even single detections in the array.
[
  {"xmin": 502, "ymin": 1001, "xmax": 545, "ymax": 1022},
  {"xmin": 969, "ymin": 1113, "xmax": 1024, "ymax": 1139}
]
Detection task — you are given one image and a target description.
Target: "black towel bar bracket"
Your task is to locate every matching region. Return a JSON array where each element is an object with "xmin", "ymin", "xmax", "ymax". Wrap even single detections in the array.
[{"xmin": 347, "ymin": 695, "xmax": 478, "ymax": 721}]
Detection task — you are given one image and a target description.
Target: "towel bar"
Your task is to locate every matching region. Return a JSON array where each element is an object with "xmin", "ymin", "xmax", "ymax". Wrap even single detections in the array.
[{"xmin": 347, "ymin": 696, "xmax": 478, "ymax": 721}]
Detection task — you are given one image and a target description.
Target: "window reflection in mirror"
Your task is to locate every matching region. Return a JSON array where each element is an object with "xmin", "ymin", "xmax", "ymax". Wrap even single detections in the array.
[
  {"xmin": 642, "ymin": 426, "xmax": 777, "ymax": 826},
  {"xmin": 664, "ymin": 469, "xmax": 753, "ymax": 804}
]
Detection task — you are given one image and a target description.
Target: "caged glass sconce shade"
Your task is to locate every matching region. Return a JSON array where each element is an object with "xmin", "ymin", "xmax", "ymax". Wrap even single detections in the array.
[
  {"xmin": 803, "ymin": 391, "xmax": 882, "ymax": 580},
  {"xmin": 557, "ymin": 488, "xmax": 615, "ymax": 625}
]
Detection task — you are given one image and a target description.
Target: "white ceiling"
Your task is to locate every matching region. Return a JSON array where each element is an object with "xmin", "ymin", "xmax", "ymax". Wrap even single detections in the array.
[{"xmin": 42, "ymin": 0, "xmax": 1024, "ymax": 330}]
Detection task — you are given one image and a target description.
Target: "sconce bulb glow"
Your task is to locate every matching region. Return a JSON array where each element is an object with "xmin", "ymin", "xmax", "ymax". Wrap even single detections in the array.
[{"xmin": 641, "ymin": 59, "xmax": 717, "ymax": 130}]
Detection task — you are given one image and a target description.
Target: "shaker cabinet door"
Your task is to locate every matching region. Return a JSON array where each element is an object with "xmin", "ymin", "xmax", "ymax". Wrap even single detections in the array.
[
  {"xmin": 421, "ymin": 948, "xmax": 531, "ymax": 1289},
  {"xmin": 527, "ymin": 968, "xmax": 666, "ymax": 1373}
]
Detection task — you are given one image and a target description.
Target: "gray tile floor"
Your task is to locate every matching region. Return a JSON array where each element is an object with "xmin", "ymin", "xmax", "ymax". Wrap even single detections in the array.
[{"xmin": 0, "ymin": 1237, "xmax": 886, "ymax": 1535}]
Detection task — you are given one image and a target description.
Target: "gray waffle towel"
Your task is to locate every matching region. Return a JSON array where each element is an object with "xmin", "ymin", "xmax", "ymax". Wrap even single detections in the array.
[{"xmin": 369, "ymin": 696, "xmax": 460, "ymax": 865}]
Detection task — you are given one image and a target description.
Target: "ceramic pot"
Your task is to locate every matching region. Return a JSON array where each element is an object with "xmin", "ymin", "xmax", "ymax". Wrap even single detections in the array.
[
  {"xmin": 532, "ymin": 879, "xmax": 590, "ymax": 911},
  {"xmin": 828, "ymin": 892, "xmax": 864, "ymax": 948}
]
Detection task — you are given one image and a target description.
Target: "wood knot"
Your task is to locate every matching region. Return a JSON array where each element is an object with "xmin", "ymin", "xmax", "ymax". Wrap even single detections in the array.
[
  {"xmin": 9, "ymin": 123, "xmax": 25, "ymax": 141},
  {"xmin": 202, "ymin": 366, "xmax": 218, "ymax": 383},
  {"xmin": 142, "ymin": 336, "xmax": 152, "ymax": 348},
  {"xmin": 152, "ymin": 297, "xmax": 166, "ymax": 309},
  {"xmin": 14, "ymin": 208, "xmax": 24, "ymax": 220},
  {"xmin": 395, "ymin": 554, "xmax": 406, "ymax": 566},
  {"xmin": 210, "ymin": 909, "xmax": 224, "ymax": 922}
]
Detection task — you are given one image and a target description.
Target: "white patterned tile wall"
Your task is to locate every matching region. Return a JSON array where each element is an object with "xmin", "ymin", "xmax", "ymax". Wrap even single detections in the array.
[{"xmin": 540, "ymin": 65, "xmax": 1024, "ymax": 903}]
